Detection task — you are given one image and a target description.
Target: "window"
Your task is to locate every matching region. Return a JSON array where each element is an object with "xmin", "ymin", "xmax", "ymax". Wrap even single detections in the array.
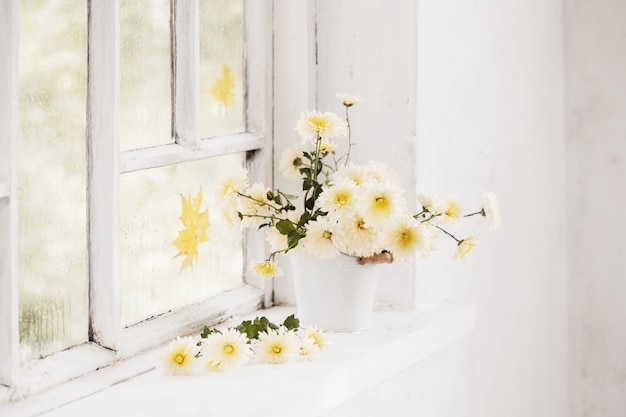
[{"xmin": 0, "ymin": 0, "xmax": 272, "ymax": 389}]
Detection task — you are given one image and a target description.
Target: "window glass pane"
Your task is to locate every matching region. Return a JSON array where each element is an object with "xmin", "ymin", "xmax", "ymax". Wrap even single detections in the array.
[
  {"xmin": 120, "ymin": 0, "xmax": 172, "ymax": 151},
  {"xmin": 199, "ymin": 0, "xmax": 245, "ymax": 138},
  {"xmin": 18, "ymin": 0, "xmax": 88, "ymax": 363},
  {"xmin": 120, "ymin": 154, "xmax": 245, "ymax": 326}
]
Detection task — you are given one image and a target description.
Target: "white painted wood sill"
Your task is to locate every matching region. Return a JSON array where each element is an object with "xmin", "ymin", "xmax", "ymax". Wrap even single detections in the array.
[{"xmin": 1, "ymin": 300, "xmax": 475, "ymax": 417}]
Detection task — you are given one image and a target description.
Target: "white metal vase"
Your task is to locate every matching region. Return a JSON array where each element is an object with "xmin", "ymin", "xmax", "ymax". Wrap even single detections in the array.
[{"xmin": 290, "ymin": 253, "xmax": 381, "ymax": 332}]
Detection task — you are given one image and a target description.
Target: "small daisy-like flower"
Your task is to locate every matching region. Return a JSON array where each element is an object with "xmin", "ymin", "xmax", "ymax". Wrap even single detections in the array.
[
  {"xmin": 238, "ymin": 183, "xmax": 272, "ymax": 228},
  {"xmin": 482, "ymin": 191, "xmax": 501, "ymax": 230},
  {"xmin": 336, "ymin": 93, "xmax": 362, "ymax": 107},
  {"xmin": 360, "ymin": 181, "xmax": 405, "ymax": 227},
  {"xmin": 300, "ymin": 219, "xmax": 341, "ymax": 259},
  {"xmin": 417, "ymin": 193, "xmax": 442, "ymax": 215},
  {"xmin": 202, "ymin": 328, "xmax": 253, "ymax": 372},
  {"xmin": 252, "ymin": 260, "xmax": 282, "ymax": 277},
  {"xmin": 441, "ymin": 197, "xmax": 462, "ymax": 224},
  {"xmin": 279, "ymin": 145, "xmax": 304, "ymax": 180},
  {"xmin": 332, "ymin": 163, "xmax": 368, "ymax": 186},
  {"xmin": 255, "ymin": 328, "xmax": 300, "ymax": 364},
  {"xmin": 333, "ymin": 213, "xmax": 382, "ymax": 257},
  {"xmin": 217, "ymin": 168, "xmax": 248, "ymax": 200},
  {"xmin": 158, "ymin": 336, "xmax": 198, "ymax": 375},
  {"xmin": 295, "ymin": 111, "xmax": 348, "ymax": 144},
  {"xmin": 363, "ymin": 161, "xmax": 400, "ymax": 185},
  {"xmin": 299, "ymin": 336, "xmax": 321, "ymax": 361},
  {"xmin": 319, "ymin": 139, "xmax": 337, "ymax": 155},
  {"xmin": 303, "ymin": 326, "xmax": 330, "ymax": 351},
  {"xmin": 384, "ymin": 216, "xmax": 435, "ymax": 259},
  {"xmin": 318, "ymin": 178, "xmax": 358, "ymax": 220},
  {"xmin": 454, "ymin": 236, "xmax": 478, "ymax": 259},
  {"xmin": 300, "ymin": 218, "xmax": 341, "ymax": 259}
]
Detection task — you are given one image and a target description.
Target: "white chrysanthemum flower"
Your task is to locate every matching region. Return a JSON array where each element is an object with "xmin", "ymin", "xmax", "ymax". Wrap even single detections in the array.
[
  {"xmin": 299, "ymin": 336, "xmax": 321, "ymax": 361},
  {"xmin": 279, "ymin": 145, "xmax": 304, "ymax": 180},
  {"xmin": 202, "ymin": 329, "xmax": 253, "ymax": 372},
  {"xmin": 332, "ymin": 163, "xmax": 368, "ymax": 186},
  {"xmin": 333, "ymin": 213, "xmax": 382, "ymax": 257},
  {"xmin": 238, "ymin": 183, "xmax": 271, "ymax": 228},
  {"xmin": 158, "ymin": 336, "xmax": 198, "ymax": 376},
  {"xmin": 482, "ymin": 191, "xmax": 501, "ymax": 230},
  {"xmin": 383, "ymin": 216, "xmax": 435, "ymax": 260},
  {"xmin": 303, "ymin": 326, "xmax": 330, "ymax": 351},
  {"xmin": 251, "ymin": 260, "xmax": 282, "ymax": 277},
  {"xmin": 295, "ymin": 111, "xmax": 349, "ymax": 144},
  {"xmin": 363, "ymin": 161, "xmax": 400, "ymax": 185},
  {"xmin": 359, "ymin": 181, "xmax": 406, "ymax": 227},
  {"xmin": 417, "ymin": 193, "xmax": 443, "ymax": 215},
  {"xmin": 441, "ymin": 197, "xmax": 462, "ymax": 224},
  {"xmin": 336, "ymin": 93, "xmax": 362, "ymax": 107},
  {"xmin": 454, "ymin": 236, "xmax": 478, "ymax": 259},
  {"xmin": 300, "ymin": 219, "xmax": 341, "ymax": 259},
  {"xmin": 319, "ymin": 139, "xmax": 337, "ymax": 155},
  {"xmin": 255, "ymin": 329, "xmax": 300, "ymax": 364},
  {"xmin": 217, "ymin": 168, "xmax": 248, "ymax": 200},
  {"xmin": 317, "ymin": 178, "xmax": 358, "ymax": 220}
]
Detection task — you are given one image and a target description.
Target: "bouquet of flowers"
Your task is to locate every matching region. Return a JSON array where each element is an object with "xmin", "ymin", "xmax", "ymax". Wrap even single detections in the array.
[{"xmin": 218, "ymin": 94, "xmax": 500, "ymax": 277}]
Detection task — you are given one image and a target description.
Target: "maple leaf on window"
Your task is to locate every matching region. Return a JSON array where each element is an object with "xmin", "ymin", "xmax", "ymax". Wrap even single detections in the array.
[
  {"xmin": 172, "ymin": 188, "xmax": 210, "ymax": 271},
  {"xmin": 209, "ymin": 64, "xmax": 235, "ymax": 107}
]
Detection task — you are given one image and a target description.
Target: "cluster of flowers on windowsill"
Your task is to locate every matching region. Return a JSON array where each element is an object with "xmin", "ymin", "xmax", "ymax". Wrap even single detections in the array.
[{"xmin": 159, "ymin": 315, "xmax": 329, "ymax": 375}]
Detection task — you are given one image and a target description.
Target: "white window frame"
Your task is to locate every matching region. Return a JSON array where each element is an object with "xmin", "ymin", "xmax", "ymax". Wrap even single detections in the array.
[{"xmin": 0, "ymin": 0, "xmax": 273, "ymax": 394}]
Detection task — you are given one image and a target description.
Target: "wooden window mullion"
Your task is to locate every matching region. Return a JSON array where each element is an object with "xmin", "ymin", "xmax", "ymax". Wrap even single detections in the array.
[
  {"xmin": 0, "ymin": 0, "xmax": 19, "ymax": 387},
  {"xmin": 88, "ymin": 0, "xmax": 121, "ymax": 350},
  {"xmin": 172, "ymin": 0, "xmax": 200, "ymax": 148}
]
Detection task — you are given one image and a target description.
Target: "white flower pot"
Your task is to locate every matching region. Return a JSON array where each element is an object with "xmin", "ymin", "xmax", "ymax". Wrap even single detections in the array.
[{"xmin": 290, "ymin": 253, "xmax": 381, "ymax": 332}]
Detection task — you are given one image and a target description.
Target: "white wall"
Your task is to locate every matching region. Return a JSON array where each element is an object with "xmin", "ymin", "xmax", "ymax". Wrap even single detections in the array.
[
  {"xmin": 565, "ymin": 1, "xmax": 626, "ymax": 416},
  {"xmin": 415, "ymin": 1, "xmax": 569, "ymax": 415},
  {"xmin": 274, "ymin": 0, "xmax": 570, "ymax": 416}
]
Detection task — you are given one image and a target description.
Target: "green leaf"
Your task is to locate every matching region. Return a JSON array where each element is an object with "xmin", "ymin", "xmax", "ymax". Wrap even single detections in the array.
[
  {"xmin": 276, "ymin": 219, "xmax": 295, "ymax": 235},
  {"xmin": 283, "ymin": 314, "xmax": 300, "ymax": 331},
  {"xmin": 236, "ymin": 320, "xmax": 260, "ymax": 340},
  {"xmin": 256, "ymin": 316, "xmax": 269, "ymax": 332},
  {"xmin": 286, "ymin": 233, "xmax": 301, "ymax": 250},
  {"xmin": 200, "ymin": 326, "xmax": 222, "ymax": 338},
  {"xmin": 302, "ymin": 178, "xmax": 315, "ymax": 191}
]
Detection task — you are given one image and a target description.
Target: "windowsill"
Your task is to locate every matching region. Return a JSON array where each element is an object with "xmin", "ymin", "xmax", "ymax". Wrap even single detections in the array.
[{"xmin": 1, "ymin": 300, "xmax": 475, "ymax": 417}]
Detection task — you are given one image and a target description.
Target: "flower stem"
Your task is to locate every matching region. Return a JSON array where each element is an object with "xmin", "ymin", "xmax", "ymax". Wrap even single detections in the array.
[
  {"xmin": 434, "ymin": 224, "xmax": 461, "ymax": 243},
  {"xmin": 464, "ymin": 209, "xmax": 485, "ymax": 218},
  {"xmin": 236, "ymin": 192, "xmax": 283, "ymax": 212},
  {"xmin": 344, "ymin": 106, "xmax": 353, "ymax": 166}
]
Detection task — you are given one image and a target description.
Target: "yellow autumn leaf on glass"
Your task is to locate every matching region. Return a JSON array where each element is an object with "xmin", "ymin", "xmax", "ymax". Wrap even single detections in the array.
[
  {"xmin": 209, "ymin": 64, "xmax": 235, "ymax": 108},
  {"xmin": 172, "ymin": 188, "xmax": 210, "ymax": 271}
]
